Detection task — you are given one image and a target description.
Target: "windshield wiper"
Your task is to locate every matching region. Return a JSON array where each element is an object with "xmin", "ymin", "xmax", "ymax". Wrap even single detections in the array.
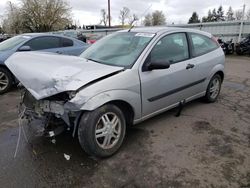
[{"xmin": 86, "ymin": 58, "xmax": 101, "ymax": 64}]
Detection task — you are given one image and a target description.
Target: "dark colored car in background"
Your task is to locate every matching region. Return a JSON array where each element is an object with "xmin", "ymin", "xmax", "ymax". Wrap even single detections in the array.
[
  {"xmin": 0, "ymin": 33, "xmax": 89, "ymax": 94},
  {"xmin": 236, "ymin": 34, "xmax": 250, "ymax": 55},
  {"xmin": 217, "ymin": 38, "xmax": 234, "ymax": 55}
]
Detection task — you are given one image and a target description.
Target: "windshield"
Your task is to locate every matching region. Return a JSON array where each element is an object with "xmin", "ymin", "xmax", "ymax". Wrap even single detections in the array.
[
  {"xmin": 0, "ymin": 36, "xmax": 29, "ymax": 51},
  {"xmin": 80, "ymin": 32, "xmax": 155, "ymax": 68}
]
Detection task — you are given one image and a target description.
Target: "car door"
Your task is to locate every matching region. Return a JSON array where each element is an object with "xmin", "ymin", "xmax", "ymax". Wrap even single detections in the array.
[
  {"xmin": 139, "ymin": 32, "xmax": 206, "ymax": 117},
  {"xmin": 187, "ymin": 32, "xmax": 221, "ymax": 92},
  {"xmin": 24, "ymin": 36, "xmax": 63, "ymax": 54}
]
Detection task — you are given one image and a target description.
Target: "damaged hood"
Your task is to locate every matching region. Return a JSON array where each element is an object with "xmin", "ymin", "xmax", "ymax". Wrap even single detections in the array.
[{"xmin": 6, "ymin": 52, "xmax": 124, "ymax": 100}]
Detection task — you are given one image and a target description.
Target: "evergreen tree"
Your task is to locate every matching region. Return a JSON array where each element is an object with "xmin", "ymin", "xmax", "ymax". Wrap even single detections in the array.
[
  {"xmin": 211, "ymin": 8, "xmax": 217, "ymax": 21},
  {"xmin": 207, "ymin": 10, "xmax": 213, "ymax": 22},
  {"xmin": 226, "ymin": 6, "xmax": 235, "ymax": 21},
  {"xmin": 188, "ymin": 12, "xmax": 200, "ymax": 23},
  {"xmin": 216, "ymin": 5, "xmax": 225, "ymax": 21},
  {"xmin": 202, "ymin": 10, "xmax": 213, "ymax": 22},
  {"xmin": 202, "ymin": 17, "xmax": 207, "ymax": 22}
]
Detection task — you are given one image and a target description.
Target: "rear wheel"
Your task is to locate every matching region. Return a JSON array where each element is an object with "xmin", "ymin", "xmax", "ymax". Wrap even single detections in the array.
[
  {"xmin": 204, "ymin": 74, "xmax": 222, "ymax": 103},
  {"xmin": 0, "ymin": 67, "xmax": 13, "ymax": 94},
  {"xmin": 78, "ymin": 104, "xmax": 126, "ymax": 158}
]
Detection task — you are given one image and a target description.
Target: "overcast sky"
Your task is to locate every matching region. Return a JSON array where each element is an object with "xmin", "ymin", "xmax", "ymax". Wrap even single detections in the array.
[{"xmin": 0, "ymin": 0, "xmax": 249, "ymax": 26}]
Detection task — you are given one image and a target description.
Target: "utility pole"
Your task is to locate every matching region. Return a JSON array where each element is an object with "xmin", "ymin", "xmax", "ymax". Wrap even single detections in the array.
[
  {"xmin": 108, "ymin": 0, "xmax": 111, "ymax": 27},
  {"xmin": 238, "ymin": 4, "xmax": 246, "ymax": 42}
]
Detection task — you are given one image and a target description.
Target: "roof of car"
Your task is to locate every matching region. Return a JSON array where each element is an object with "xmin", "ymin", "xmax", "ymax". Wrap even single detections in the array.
[
  {"xmin": 18, "ymin": 33, "xmax": 88, "ymax": 44},
  {"xmin": 20, "ymin": 33, "xmax": 76, "ymax": 39},
  {"xmin": 124, "ymin": 26, "xmax": 176, "ymax": 33},
  {"xmin": 121, "ymin": 26, "xmax": 211, "ymax": 37}
]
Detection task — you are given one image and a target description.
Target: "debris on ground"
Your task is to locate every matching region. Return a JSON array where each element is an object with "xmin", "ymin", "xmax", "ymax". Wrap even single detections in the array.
[
  {"xmin": 48, "ymin": 131, "xmax": 55, "ymax": 137},
  {"xmin": 64, "ymin": 153, "xmax": 71, "ymax": 161},
  {"xmin": 51, "ymin": 139, "xmax": 56, "ymax": 144}
]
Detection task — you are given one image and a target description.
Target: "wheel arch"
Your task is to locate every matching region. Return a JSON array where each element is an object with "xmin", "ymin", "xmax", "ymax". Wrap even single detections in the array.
[
  {"xmin": 207, "ymin": 64, "xmax": 225, "ymax": 82},
  {"xmin": 215, "ymin": 70, "xmax": 224, "ymax": 82},
  {"xmin": 107, "ymin": 100, "xmax": 135, "ymax": 126},
  {"xmin": 79, "ymin": 99, "xmax": 136, "ymax": 127}
]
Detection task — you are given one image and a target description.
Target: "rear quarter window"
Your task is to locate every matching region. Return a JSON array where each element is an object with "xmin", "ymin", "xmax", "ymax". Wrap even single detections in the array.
[{"xmin": 189, "ymin": 33, "xmax": 218, "ymax": 57}]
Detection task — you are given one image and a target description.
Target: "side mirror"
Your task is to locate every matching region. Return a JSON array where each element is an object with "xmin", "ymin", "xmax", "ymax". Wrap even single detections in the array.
[
  {"xmin": 18, "ymin": 46, "xmax": 31, "ymax": 52},
  {"xmin": 147, "ymin": 61, "xmax": 170, "ymax": 71}
]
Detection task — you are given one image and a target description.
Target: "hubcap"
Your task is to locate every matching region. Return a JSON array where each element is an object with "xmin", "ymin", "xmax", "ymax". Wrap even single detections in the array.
[
  {"xmin": 209, "ymin": 78, "xmax": 220, "ymax": 99},
  {"xmin": 0, "ymin": 71, "xmax": 9, "ymax": 91},
  {"xmin": 95, "ymin": 112, "xmax": 121, "ymax": 149}
]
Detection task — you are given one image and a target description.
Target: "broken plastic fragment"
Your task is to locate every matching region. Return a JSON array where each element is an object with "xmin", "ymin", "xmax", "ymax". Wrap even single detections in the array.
[
  {"xmin": 64, "ymin": 153, "xmax": 71, "ymax": 160},
  {"xmin": 49, "ymin": 131, "xmax": 55, "ymax": 137}
]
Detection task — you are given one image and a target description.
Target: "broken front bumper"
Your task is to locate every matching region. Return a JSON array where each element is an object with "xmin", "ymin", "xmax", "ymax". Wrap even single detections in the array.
[
  {"xmin": 21, "ymin": 90, "xmax": 82, "ymax": 137},
  {"xmin": 23, "ymin": 91, "xmax": 65, "ymax": 116}
]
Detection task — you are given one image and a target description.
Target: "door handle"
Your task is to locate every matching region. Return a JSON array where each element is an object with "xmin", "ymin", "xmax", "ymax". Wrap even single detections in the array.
[
  {"xmin": 56, "ymin": 51, "xmax": 63, "ymax": 54},
  {"xmin": 186, "ymin": 64, "xmax": 195, "ymax": 69}
]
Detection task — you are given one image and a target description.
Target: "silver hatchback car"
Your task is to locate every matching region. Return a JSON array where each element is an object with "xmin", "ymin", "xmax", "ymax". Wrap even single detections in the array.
[{"xmin": 6, "ymin": 27, "xmax": 225, "ymax": 157}]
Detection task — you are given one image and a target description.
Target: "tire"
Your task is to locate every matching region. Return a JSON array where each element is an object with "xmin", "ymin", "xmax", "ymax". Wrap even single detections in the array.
[
  {"xmin": 204, "ymin": 74, "xmax": 222, "ymax": 103},
  {"xmin": 0, "ymin": 67, "xmax": 13, "ymax": 95},
  {"xmin": 78, "ymin": 104, "xmax": 126, "ymax": 158}
]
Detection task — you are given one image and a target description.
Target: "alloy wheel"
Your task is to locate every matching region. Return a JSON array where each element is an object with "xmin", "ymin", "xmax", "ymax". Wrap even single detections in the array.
[
  {"xmin": 209, "ymin": 77, "xmax": 220, "ymax": 100},
  {"xmin": 95, "ymin": 112, "xmax": 122, "ymax": 150},
  {"xmin": 0, "ymin": 71, "xmax": 9, "ymax": 91}
]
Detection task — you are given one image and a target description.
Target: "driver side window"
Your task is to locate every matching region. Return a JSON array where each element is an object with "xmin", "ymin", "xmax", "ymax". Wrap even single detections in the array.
[{"xmin": 150, "ymin": 33, "xmax": 189, "ymax": 64}]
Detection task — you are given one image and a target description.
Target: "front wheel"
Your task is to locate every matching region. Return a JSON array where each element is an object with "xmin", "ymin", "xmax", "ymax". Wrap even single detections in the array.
[
  {"xmin": 78, "ymin": 104, "xmax": 126, "ymax": 158},
  {"xmin": 0, "ymin": 67, "xmax": 13, "ymax": 95},
  {"xmin": 204, "ymin": 74, "xmax": 222, "ymax": 103}
]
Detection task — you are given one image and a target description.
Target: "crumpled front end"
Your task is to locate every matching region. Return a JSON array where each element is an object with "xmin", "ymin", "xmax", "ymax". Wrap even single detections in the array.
[
  {"xmin": 20, "ymin": 89, "xmax": 82, "ymax": 137},
  {"xmin": 6, "ymin": 52, "xmax": 124, "ymax": 136}
]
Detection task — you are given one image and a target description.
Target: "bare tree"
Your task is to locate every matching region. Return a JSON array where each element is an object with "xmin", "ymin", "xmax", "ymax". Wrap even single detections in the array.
[
  {"xmin": 119, "ymin": 7, "xmax": 130, "ymax": 25},
  {"xmin": 129, "ymin": 14, "xmax": 139, "ymax": 25},
  {"xmin": 20, "ymin": 0, "xmax": 72, "ymax": 32},
  {"xmin": 246, "ymin": 9, "xmax": 250, "ymax": 20},
  {"xmin": 144, "ymin": 11, "xmax": 165, "ymax": 26},
  {"xmin": 2, "ymin": 2, "xmax": 23, "ymax": 34},
  {"xmin": 235, "ymin": 10, "xmax": 243, "ymax": 20},
  {"xmin": 100, "ymin": 9, "xmax": 109, "ymax": 26},
  {"xmin": 152, "ymin": 11, "xmax": 166, "ymax": 26}
]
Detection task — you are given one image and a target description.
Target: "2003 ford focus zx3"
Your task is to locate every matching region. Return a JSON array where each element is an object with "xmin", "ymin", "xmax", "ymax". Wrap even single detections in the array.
[{"xmin": 6, "ymin": 27, "xmax": 225, "ymax": 157}]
